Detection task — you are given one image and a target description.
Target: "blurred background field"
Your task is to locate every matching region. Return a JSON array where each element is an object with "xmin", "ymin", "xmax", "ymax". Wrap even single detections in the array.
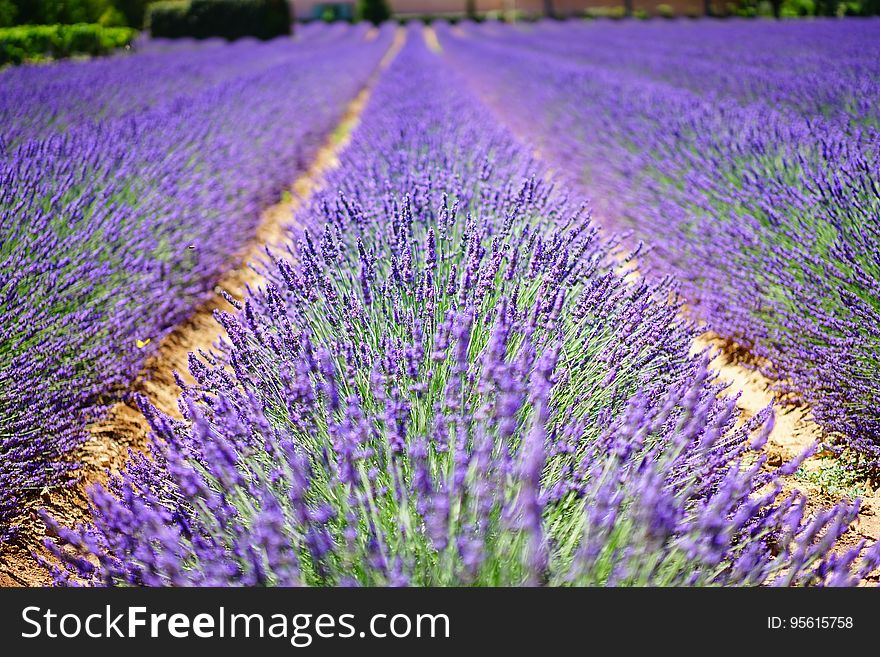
[{"xmin": 1, "ymin": 0, "xmax": 879, "ymax": 68}]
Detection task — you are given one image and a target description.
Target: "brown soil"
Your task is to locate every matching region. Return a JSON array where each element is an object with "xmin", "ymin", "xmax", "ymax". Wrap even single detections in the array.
[
  {"xmin": 590, "ymin": 222, "xmax": 879, "ymax": 562},
  {"xmin": 0, "ymin": 27, "xmax": 406, "ymax": 588},
  {"xmin": 423, "ymin": 25, "xmax": 443, "ymax": 53},
  {"xmin": 693, "ymin": 333, "xmax": 880, "ymax": 553}
]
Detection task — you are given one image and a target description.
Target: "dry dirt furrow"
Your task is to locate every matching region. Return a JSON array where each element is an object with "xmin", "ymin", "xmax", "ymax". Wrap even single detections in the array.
[
  {"xmin": 423, "ymin": 25, "xmax": 443, "ymax": 53},
  {"xmin": 693, "ymin": 333, "xmax": 880, "ymax": 551},
  {"xmin": 0, "ymin": 27, "xmax": 406, "ymax": 588}
]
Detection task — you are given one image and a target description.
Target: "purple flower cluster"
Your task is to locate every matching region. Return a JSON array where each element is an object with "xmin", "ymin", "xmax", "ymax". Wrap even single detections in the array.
[
  {"xmin": 440, "ymin": 19, "xmax": 880, "ymax": 460},
  {"xmin": 0, "ymin": 24, "xmax": 395, "ymax": 541},
  {"xmin": 45, "ymin": 30, "xmax": 878, "ymax": 586}
]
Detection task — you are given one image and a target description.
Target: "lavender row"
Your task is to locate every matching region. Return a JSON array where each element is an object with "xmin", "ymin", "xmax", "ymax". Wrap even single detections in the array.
[
  {"xmin": 441, "ymin": 20, "xmax": 880, "ymax": 461},
  {"xmin": 1, "ymin": 22, "xmax": 375, "ymax": 145},
  {"xmin": 44, "ymin": 29, "xmax": 878, "ymax": 586},
  {"xmin": 0, "ymin": 26, "xmax": 395, "ymax": 541},
  {"xmin": 468, "ymin": 19, "xmax": 880, "ymax": 128}
]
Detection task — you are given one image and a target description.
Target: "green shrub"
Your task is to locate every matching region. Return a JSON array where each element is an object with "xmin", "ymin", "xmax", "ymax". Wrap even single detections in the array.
[
  {"xmin": 10, "ymin": 0, "xmax": 114, "ymax": 25},
  {"xmin": 513, "ymin": 11, "xmax": 543, "ymax": 21},
  {"xmin": 4, "ymin": 0, "xmax": 153, "ymax": 27},
  {"xmin": 584, "ymin": 6, "xmax": 626, "ymax": 18},
  {"xmin": 811, "ymin": 0, "xmax": 838, "ymax": 13},
  {"xmin": 656, "ymin": 3, "xmax": 676, "ymax": 16},
  {"xmin": 187, "ymin": 0, "xmax": 290, "ymax": 39},
  {"xmin": 146, "ymin": 1, "xmax": 189, "ymax": 37},
  {"xmin": 0, "ymin": 23, "xmax": 135, "ymax": 65},
  {"xmin": 356, "ymin": 0, "xmax": 389, "ymax": 24},
  {"xmin": 315, "ymin": 3, "xmax": 352, "ymax": 21},
  {"xmin": 113, "ymin": 0, "xmax": 149, "ymax": 26},
  {"xmin": 0, "ymin": 0, "xmax": 17, "ymax": 26},
  {"xmin": 98, "ymin": 6, "xmax": 128, "ymax": 26},
  {"xmin": 781, "ymin": 0, "xmax": 815, "ymax": 15},
  {"xmin": 147, "ymin": 0, "xmax": 291, "ymax": 40}
]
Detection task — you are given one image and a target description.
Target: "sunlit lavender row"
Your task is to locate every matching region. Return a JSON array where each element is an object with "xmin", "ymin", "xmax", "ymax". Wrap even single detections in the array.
[
  {"xmin": 0, "ymin": 24, "xmax": 394, "ymax": 541},
  {"xmin": 44, "ymin": 31, "xmax": 879, "ymax": 587},
  {"xmin": 441, "ymin": 19, "xmax": 880, "ymax": 461}
]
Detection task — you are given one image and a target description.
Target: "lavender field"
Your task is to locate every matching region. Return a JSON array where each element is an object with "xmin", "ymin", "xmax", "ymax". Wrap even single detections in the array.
[{"xmin": 2, "ymin": 19, "xmax": 880, "ymax": 587}]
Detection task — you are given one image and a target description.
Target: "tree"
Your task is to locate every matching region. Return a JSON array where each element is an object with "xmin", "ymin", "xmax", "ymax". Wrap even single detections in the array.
[
  {"xmin": 0, "ymin": 0, "xmax": 17, "ymax": 26},
  {"xmin": 813, "ymin": 0, "xmax": 836, "ymax": 13},
  {"xmin": 113, "ymin": 0, "xmax": 148, "ymax": 27},
  {"xmin": 623, "ymin": 0, "xmax": 633, "ymax": 15},
  {"xmin": 9, "ymin": 0, "xmax": 117, "ymax": 25},
  {"xmin": 543, "ymin": 0, "xmax": 555, "ymax": 17},
  {"xmin": 357, "ymin": 0, "xmax": 389, "ymax": 24}
]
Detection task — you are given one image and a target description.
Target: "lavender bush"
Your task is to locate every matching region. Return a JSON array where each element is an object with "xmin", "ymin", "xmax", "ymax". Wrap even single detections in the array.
[
  {"xmin": 0, "ymin": 24, "xmax": 395, "ymax": 541},
  {"xmin": 441, "ymin": 19, "xmax": 880, "ymax": 461},
  {"xmin": 45, "ymin": 32, "xmax": 879, "ymax": 586}
]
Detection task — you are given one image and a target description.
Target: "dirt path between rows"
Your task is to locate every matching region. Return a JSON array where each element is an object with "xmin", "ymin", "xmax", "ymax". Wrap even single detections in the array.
[
  {"xmin": 423, "ymin": 25, "xmax": 443, "ymax": 53},
  {"xmin": 0, "ymin": 27, "xmax": 406, "ymax": 588},
  {"xmin": 693, "ymin": 334, "xmax": 880, "ymax": 553}
]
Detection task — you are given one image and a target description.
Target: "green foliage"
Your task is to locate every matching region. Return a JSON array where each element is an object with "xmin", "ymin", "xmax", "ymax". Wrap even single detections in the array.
[
  {"xmin": 2, "ymin": 0, "xmax": 155, "ymax": 27},
  {"xmin": 356, "ymin": 0, "xmax": 389, "ymax": 25},
  {"xmin": 147, "ymin": 0, "xmax": 291, "ymax": 40},
  {"xmin": 146, "ymin": 0, "xmax": 187, "ymax": 36},
  {"xmin": 781, "ymin": 0, "xmax": 815, "ymax": 15},
  {"xmin": 0, "ymin": 0, "xmax": 17, "ymax": 26},
  {"xmin": 725, "ymin": 0, "xmax": 878, "ymax": 14},
  {"xmin": 812, "ymin": 0, "xmax": 839, "ymax": 13},
  {"xmin": 113, "ymin": 0, "xmax": 148, "ymax": 27},
  {"xmin": 314, "ymin": 3, "xmax": 352, "ymax": 22},
  {"xmin": 726, "ymin": 0, "xmax": 758, "ymax": 15},
  {"xmin": 505, "ymin": 10, "xmax": 543, "ymax": 21},
  {"xmin": 98, "ymin": 5, "xmax": 128, "ymax": 25},
  {"xmin": 0, "ymin": 22, "xmax": 135, "ymax": 64},
  {"xmin": 10, "ymin": 0, "xmax": 111, "ymax": 25},
  {"xmin": 656, "ymin": 3, "xmax": 676, "ymax": 17},
  {"xmin": 584, "ymin": 6, "xmax": 626, "ymax": 19},
  {"xmin": 794, "ymin": 454, "xmax": 873, "ymax": 501}
]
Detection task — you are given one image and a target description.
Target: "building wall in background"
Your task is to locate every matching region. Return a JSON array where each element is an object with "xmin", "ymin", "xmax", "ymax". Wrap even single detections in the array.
[{"xmin": 293, "ymin": 0, "xmax": 708, "ymax": 19}]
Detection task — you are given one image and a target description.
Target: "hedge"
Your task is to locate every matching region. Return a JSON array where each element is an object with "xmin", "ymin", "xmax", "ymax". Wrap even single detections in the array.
[
  {"xmin": 146, "ymin": 1, "xmax": 189, "ymax": 38},
  {"xmin": 356, "ymin": 0, "xmax": 390, "ymax": 24},
  {"xmin": 147, "ymin": 0, "xmax": 291, "ymax": 40},
  {"xmin": 0, "ymin": 23, "xmax": 136, "ymax": 65}
]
